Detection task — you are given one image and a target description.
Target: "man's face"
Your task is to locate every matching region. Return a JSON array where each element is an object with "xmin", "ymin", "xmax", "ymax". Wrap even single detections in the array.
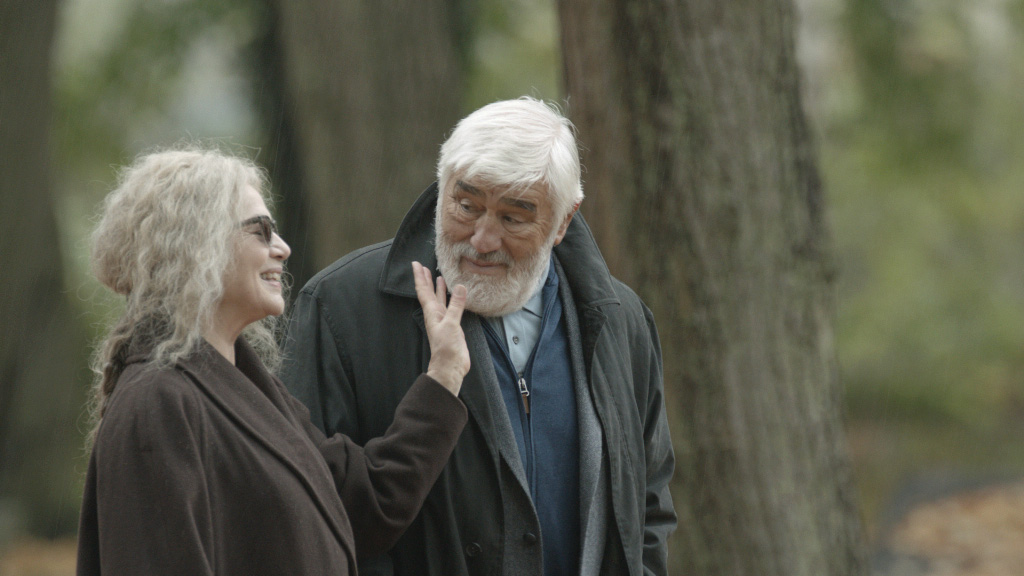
[{"xmin": 434, "ymin": 178, "xmax": 573, "ymax": 317}]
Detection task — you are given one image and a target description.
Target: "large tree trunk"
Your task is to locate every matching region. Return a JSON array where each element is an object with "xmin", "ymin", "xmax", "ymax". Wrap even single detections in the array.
[
  {"xmin": 0, "ymin": 0, "xmax": 88, "ymax": 537},
  {"xmin": 559, "ymin": 0, "xmax": 866, "ymax": 573},
  {"xmin": 257, "ymin": 0, "xmax": 467, "ymax": 288}
]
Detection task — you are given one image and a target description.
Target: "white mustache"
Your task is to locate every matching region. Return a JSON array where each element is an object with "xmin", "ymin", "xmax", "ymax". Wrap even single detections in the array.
[{"xmin": 451, "ymin": 243, "xmax": 514, "ymax": 267}]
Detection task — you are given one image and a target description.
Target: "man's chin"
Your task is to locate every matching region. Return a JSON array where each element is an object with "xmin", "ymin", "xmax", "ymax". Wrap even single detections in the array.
[
  {"xmin": 465, "ymin": 295, "xmax": 525, "ymax": 318},
  {"xmin": 435, "ymin": 233, "xmax": 553, "ymax": 318},
  {"xmin": 457, "ymin": 275, "xmax": 534, "ymax": 317}
]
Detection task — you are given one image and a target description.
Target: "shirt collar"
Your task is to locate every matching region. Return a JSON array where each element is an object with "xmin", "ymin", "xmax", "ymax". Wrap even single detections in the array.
[
  {"xmin": 520, "ymin": 258, "xmax": 557, "ymax": 319},
  {"xmin": 521, "ymin": 285, "xmax": 545, "ymax": 318}
]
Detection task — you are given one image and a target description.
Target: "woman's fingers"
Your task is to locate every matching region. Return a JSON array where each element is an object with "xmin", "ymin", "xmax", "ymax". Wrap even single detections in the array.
[
  {"xmin": 412, "ymin": 261, "xmax": 440, "ymax": 320},
  {"xmin": 411, "ymin": 262, "xmax": 471, "ymax": 396},
  {"xmin": 435, "ymin": 274, "xmax": 447, "ymax": 309},
  {"xmin": 410, "ymin": 260, "xmax": 466, "ymax": 329},
  {"xmin": 446, "ymin": 284, "xmax": 467, "ymax": 325},
  {"xmin": 413, "ymin": 261, "xmax": 463, "ymax": 326}
]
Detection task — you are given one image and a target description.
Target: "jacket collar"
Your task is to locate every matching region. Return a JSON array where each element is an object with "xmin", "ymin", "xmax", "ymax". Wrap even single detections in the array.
[
  {"xmin": 127, "ymin": 338, "xmax": 355, "ymax": 557},
  {"xmin": 124, "ymin": 338, "xmax": 292, "ymax": 416},
  {"xmin": 379, "ymin": 182, "xmax": 621, "ymax": 311}
]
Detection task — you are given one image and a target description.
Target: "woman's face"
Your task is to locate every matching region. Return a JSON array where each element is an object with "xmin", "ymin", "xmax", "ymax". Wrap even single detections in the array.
[{"xmin": 217, "ymin": 185, "xmax": 291, "ymax": 331}]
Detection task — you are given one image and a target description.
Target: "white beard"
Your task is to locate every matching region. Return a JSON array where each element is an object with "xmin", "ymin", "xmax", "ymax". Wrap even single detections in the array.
[{"xmin": 434, "ymin": 225, "xmax": 553, "ymax": 318}]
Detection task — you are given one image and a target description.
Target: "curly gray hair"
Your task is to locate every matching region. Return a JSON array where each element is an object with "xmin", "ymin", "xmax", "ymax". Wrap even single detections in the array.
[{"xmin": 89, "ymin": 146, "xmax": 285, "ymax": 435}]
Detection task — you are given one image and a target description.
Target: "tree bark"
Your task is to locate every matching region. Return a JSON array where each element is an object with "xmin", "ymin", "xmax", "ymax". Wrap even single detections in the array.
[
  {"xmin": 258, "ymin": 0, "xmax": 468, "ymax": 288},
  {"xmin": 559, "ymin": 0, "xmax": 866, "ymax": 573},
  {"xmin": 0, "ymin": 0, "xmax": 88, "ymax": 536}
]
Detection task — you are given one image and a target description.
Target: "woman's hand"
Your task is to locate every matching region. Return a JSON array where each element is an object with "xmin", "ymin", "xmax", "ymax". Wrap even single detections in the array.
[{"xmin": 412, "ymin": 261, "xmax": 470, "ymax": 396}]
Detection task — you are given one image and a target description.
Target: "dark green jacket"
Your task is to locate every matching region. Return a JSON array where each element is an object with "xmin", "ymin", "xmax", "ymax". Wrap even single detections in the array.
[{"xmin": 281, "ymin": 183, "xmax": 676, "ymax": 576}]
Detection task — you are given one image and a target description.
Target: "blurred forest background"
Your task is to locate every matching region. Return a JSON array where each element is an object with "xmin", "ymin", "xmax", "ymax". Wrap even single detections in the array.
[{"xmin": 5, "ymin": 0, "xmax": 1024, "ymax": 573}]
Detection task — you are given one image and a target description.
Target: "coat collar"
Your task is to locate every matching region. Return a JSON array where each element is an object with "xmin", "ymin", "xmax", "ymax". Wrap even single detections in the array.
[
  {"xmin": 128, "ymin": 338, "xmax": 356, "ymax": 558},
  {"xmin": 378, "ymin": 183, "xmax": 441, "ymax": 298},
  {"xmin": 378, "ymin": 182, "xmax": 621, "ymax": 311}
]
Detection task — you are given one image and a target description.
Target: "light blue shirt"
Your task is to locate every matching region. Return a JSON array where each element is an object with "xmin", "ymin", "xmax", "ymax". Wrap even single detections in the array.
[{"xmin": 485, "ymin": 274, "xmax": 546, "ymax": 375}]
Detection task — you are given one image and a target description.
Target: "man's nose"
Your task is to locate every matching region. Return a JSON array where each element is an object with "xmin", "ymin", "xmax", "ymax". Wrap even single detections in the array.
[{"xmin": 470, "ymin": 215, "xmax": 502, "ymax": 254}]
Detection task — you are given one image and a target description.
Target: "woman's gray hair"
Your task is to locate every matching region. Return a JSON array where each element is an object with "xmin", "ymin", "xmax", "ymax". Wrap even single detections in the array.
[
  {"xmin": 88, "ymin": 146, "xmax": 285, "ymax": 436},
  {"xmin": 436, "ymin": 96, "xmax": 584, "ymax": 219}
]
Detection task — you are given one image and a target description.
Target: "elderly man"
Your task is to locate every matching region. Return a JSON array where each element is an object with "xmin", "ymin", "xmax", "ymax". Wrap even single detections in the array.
[{"xmin": 281, "ymin": 97, "xmax": 676, "ymax": 576}]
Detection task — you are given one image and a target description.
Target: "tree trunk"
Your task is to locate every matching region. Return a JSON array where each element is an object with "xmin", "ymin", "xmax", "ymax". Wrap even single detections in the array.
[
  {"xmin": 559, "ymin": 0, "xmax": 866, "ymax": 573},
  {"xmin": 0, "ymin": 0, "xmax": 88, "ymax": 536},
  {"xmin": 257, "ymin": 0, "xmax": 468, "ymax": 288}
]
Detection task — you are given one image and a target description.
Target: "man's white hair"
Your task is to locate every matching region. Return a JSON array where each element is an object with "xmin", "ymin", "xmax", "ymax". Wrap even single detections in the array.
[{"xmin": 436, "ymin": 96, "xmax": 584, "ymax": 220}]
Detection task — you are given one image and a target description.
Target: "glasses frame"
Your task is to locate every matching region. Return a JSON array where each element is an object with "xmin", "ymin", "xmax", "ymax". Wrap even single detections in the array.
[{"xmin": 240, "ymin": 215, "xmax": 278, "ymax": 245}]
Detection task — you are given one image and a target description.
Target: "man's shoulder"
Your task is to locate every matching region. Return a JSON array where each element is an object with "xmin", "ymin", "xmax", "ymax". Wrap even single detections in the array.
[
  {"xmin": 607, "ymin": 275, "xmax": 639, "ymax": 301},
  {"xmin": 592, "ymin": 275, "xmax": 659, "ymax": 341},
  {"xmin": 299, "ymin": 239, "xmax": 394, "ymax": 297},
  {"xmin": 606, "ymin": 276, "xmax": 649, "ymax": 316}
]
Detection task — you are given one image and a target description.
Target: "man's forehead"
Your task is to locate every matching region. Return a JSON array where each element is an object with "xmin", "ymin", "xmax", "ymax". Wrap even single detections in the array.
[{"xmin": 454, "ymin": 178, "xmax": 549, "ymax": 206}]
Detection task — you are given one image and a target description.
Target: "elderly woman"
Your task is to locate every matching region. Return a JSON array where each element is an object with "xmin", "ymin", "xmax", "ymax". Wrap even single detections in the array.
[{"xmin": 76, "ymin": 147, "xmax": 470, "ymax": 575}]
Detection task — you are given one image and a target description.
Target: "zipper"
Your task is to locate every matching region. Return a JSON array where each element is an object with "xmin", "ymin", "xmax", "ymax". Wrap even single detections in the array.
[
  {"xmin": 517, "ymin": 373, "xmax": 530, "ymax": 414},
  {"xmin": 482, "ymin": 319, "xmax": 533, "ymax": 417}
]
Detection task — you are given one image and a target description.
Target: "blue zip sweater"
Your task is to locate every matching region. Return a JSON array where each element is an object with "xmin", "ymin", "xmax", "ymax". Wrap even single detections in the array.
[{"xmin": 482, "ymin": 262, "xmax": 580, "ymax": 576}]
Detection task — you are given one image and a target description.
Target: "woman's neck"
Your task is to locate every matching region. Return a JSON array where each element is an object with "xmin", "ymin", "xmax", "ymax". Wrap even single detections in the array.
[{"xmin": 203, "ymin": 319, "xmax": 243, "ymax": 365}]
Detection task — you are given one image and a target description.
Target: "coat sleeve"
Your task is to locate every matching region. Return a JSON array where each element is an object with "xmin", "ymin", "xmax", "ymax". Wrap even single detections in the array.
[
  {"xmin": 279, "ymin": 288, "xmax": 468, "ymax": 559},
  {"xmin": 86, "ymin": 375, "xmax": 215, "ymax": 575},
  {"xmin": 283, "ymin": 374, "xmax": 467, "ymax": 561},
  {"xmin": 640, "ymin": 304, "xmax": 678, "ymax": 576}
]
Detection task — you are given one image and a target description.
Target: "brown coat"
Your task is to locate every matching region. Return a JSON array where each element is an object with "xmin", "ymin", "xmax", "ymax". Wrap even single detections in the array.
[{"xmin": 76, "ymin": 338, "xmax": 467, "ymax": 575}]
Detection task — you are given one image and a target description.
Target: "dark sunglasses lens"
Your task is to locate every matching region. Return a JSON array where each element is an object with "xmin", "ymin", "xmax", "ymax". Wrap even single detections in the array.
[
  {"xmin": 242, "ymin": 216, "xmax": 276, "ymax": 244},
  {"xmin": 259, "ymin": 218, "xmax": 273, "ymax": 244}
]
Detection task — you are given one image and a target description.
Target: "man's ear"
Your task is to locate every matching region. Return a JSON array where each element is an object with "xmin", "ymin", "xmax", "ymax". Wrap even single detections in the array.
[{"xmin": 552, "ymin": 202, "xmax": 581, "ymax": 246}]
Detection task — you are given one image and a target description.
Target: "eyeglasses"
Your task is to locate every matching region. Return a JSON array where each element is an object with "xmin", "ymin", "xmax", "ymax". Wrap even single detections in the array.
[{"xmin": 240, "ymin": 215, "xmax": 278, "ymax": 245}]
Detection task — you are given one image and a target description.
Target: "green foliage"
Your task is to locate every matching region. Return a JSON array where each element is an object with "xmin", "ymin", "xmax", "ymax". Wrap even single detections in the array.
[
  {"xmin": 841, "ymin": 0, "xmax": 979, "ymax": 166},
  {"xmin": 828, "ymin": 0, "xmax": 1024, "ymax": 431},
  {"xmin": 463, "ymin": 0, "xmax": 563, "ymax": 110},
  {"xmin": 54, "ymin": 0, "xmax": 261, "ymax": 177}
]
